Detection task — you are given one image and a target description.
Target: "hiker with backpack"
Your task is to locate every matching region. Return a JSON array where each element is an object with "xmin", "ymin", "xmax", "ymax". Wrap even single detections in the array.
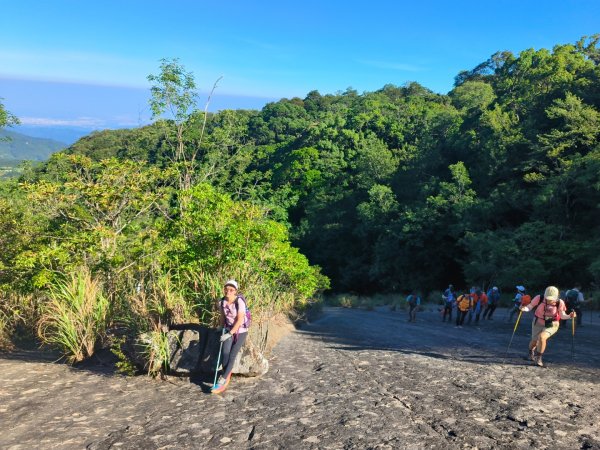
[
  {"xmin": 442, "ymin": 284, "xmax": 455, "ymax": 322},
  {"xmin": 212, "ymin": 279, "xmax": 251, "ymax": 394},
  {"xmin": 469, "ymin": 287, "xmax": 487, "ymax": 324},
  {"xmin": 482, "ymin": 286, "xmax": 500, "ymax": 320},
  {"xmin": 406, "ymin": 291, "xmax": 421, "ymax": 322},
  {"xmin": 509, "ymin": 285, "xmax": 531, "ymax": 322},
  {"xmin": 455, "ymin": 291, "xmax": 471, "ymax": 328},
  {"xmin": 564, "ymin": 284, "xmax": 584, "ymax": 327},
  {"xmin": 520, "ymin": 286, "xmax": 576, "ymax": 367}
]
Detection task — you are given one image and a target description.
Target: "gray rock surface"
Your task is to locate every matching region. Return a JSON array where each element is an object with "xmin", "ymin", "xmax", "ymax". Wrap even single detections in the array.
[
  {"xmin": 169, "ymin": 329, "xmax": 202, "ymax": 374},
  {"xmin": 130, "ymin": 324, "xmax": 268, "ymax": 377},
  {"xmin": 1, "ymin": 306, "xmax": 599, "ymax": 449},
  {"xmin": 231, "ymin": 339, "xmax": 269, "ymax": 376}
]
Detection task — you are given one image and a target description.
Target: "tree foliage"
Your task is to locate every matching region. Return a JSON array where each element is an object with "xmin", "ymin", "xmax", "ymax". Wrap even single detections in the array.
[{"xmin": 2, "ymin": 36, "xmax": 600, "ymax": 359}]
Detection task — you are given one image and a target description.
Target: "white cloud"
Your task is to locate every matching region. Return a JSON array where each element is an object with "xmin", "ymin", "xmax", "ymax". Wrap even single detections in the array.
[
  {"xmin": 19, "ymin": 116, "xmax": 107, "ymax": 128},
  {"xmin": 19, "ymin": 115, "xmax": 152, "ymax": 129}
]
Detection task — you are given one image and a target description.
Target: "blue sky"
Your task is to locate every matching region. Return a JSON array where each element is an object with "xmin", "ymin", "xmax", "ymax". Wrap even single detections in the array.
[{"xmin": 1, "ymin": 0, "xmax": 598, "ymax": 135}]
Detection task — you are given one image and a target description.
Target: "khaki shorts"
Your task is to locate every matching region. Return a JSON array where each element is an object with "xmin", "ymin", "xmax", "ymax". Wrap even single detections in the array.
[{"xmin": 532, "ymin": 319, "xmax": 559, "ymax": 340}]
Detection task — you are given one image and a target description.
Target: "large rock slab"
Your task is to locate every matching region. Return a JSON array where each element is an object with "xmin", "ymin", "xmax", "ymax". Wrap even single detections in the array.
[
  {"xmin": 230, "ymin": 339, "xmax": 269, "ymax": 376},
  {"xmin": 117, "ymin": 322, "xmax": 271, "ymax": 377},
  {"xmin": 169, "ymin": 329, "xmax": 200, "ymax": 374},
  {"xmin": 197, "ymin": 326, "xmax": 222, "ymax": 374},
  {"xmin": 3, "ymin": 307, "xmax": 600, "ymax": 449},
  {"xmin": 171, "ymin": 325, "xmax": 268, "ymax": 377}
]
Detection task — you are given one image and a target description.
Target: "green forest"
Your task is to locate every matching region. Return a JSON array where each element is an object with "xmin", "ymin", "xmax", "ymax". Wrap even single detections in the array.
[{"xmin": 1, "ymin": 36, "xmax": 599, "ymax": 369}]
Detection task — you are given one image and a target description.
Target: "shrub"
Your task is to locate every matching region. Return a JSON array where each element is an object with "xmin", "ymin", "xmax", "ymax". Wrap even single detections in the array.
[
  {"xmin": 37, "ymin": 267, "xmax": 109, "ymax": 363},
  {"xmin": 0, "ymin": 309, "xmax": 12, "ymax": 350},
  {"xmin": 0, "ymin": 292, "xmax": 40, "ymax": 350}
]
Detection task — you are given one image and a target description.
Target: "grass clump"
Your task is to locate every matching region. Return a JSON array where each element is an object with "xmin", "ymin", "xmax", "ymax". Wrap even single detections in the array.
[{"xmin": 37, "ymin": 267, "xmax": 109, "ymax": 363}]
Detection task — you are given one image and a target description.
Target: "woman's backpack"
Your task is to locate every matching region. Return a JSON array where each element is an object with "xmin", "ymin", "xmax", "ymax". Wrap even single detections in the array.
[{"xmin": 235, "ymin": 295, "xmax": 252, "ymax": 330}]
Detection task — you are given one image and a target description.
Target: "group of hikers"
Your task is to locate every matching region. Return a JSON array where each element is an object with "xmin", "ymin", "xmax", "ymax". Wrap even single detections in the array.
[
  {"xmin": 213, "ymin": 278, "xmax": 587, "ymax": 394},
  {"xmin": 405, "ymin": 283, "xmax": 586, "ymax": 367}
]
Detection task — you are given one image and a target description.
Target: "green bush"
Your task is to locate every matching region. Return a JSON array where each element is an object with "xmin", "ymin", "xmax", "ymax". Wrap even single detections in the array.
[{"xmin": 37, "ymin": 267, "xmax": 109, "ymax": 363}]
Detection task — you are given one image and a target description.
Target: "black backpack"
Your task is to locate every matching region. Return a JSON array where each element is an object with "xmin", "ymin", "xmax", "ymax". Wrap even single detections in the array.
[
  {"xmin": 408, "ymin": 295, "xmax": 418, "ymax": 307},
  {"xmin": 565, "ymin": 289, "xmax": 578, "ymax": 307}
]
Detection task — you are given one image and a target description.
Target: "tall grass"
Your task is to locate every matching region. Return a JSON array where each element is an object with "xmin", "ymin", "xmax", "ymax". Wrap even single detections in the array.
[
  {"xmin": 148, "ymin": 272, "xmax": 196, "ymax": 324},
  {"xmin": 37, "ymin": 267, "xmax": 109, "ymax": 363},
  {"xmin": 138, "ymin": 326, "xmax": 176, "ymax": 377},
  {"xmin": 119, "ymin": 271, "xmax": 196, "ymax": 376},
  {"xmin": 0, "ymin": 309, "xmax": 12, "ymax": 350},
  {"xmin": 0, "ymin": 293, "xmax": 40, "ymax": 350}
]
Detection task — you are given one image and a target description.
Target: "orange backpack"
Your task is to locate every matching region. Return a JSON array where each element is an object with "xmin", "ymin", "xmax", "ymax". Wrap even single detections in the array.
[
  {"xmin": 520, "ymin": 294, "xmax": 531, "ymax": 307},
  {"xmin": 457, "ymin": 295, "xmax": 471, "ymax": 311}
]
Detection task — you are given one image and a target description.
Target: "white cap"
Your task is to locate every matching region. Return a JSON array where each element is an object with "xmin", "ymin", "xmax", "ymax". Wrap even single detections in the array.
[
  {"xmin": 224, "ymin": 279, "xmax": 238, "ymax": 290},
  {"xmin": 544, "ymin": 286, "xmax": 559, "ymax": 301}
]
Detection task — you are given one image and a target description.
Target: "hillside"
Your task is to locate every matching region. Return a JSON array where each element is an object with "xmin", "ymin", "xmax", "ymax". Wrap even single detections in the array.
[
  {"xmin": 7, "ymin": 38, "xmax": 600, "ymax": 295},
  {"xmin": 0, "ymin": 129, "xmax": 67, "ymax": 162}
]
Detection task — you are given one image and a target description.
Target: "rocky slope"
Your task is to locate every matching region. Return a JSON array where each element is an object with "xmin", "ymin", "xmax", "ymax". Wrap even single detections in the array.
[{"xmin": 1, "ymin": 306, "xmax": 599, "ymax": 449}]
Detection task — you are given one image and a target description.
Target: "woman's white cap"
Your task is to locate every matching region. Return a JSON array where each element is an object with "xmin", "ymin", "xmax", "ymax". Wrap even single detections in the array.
[
  {"xmin": 544, "ymin": 286, "xmax": 559, "ymax": 301},
  {"xmin": 224, "ymin": 279, "xmax": 238, "ymax": 290}
]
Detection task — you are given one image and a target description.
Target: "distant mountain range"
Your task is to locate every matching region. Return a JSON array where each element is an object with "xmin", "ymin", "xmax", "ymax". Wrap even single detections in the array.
[
  {"xmin": 0, "ymin": 129, "xmax": 67, "ymax": 164},
  {"xmin": 13, "ymin": 124, "xmax": 94, "ymax": 145}
]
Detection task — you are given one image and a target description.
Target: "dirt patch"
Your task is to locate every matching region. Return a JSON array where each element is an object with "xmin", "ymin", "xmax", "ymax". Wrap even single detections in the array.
[{"xmin": 1, "ymin": 306, "xmax": 599, "ymax": 449}]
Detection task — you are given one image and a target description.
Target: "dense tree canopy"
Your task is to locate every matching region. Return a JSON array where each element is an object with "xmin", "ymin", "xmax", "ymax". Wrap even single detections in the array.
[{"xmin": 3, "ymin": 36, "xmax": 600, "ymax": 302}]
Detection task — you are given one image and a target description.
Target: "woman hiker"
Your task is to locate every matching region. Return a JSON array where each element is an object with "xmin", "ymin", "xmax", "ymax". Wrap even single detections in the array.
[
  {"xmin": 455, "ymin": 291, "xmax": 471, "ymax": 328},
  {"xmin": 520, "ymin": 286, "xmax": 576, "ymax": 367},
  {"xmin": 212, "ymin": 279, "xmax": 249, "ymax": 393}
]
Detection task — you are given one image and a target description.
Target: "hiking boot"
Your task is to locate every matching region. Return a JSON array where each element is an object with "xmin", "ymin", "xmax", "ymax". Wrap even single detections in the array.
[
  {"xmin": 211, "ymin": 381, "xmax": 225, "ymax": 393},
  {"xmin": 529, "ymin": 349, "xmax": 536, "ymax": 362},
  {"xmin": 535, "ymin": 355, "xmax": 544, "ymax": 367},
  {"xmin": 212, "ymin": 373, "xmax": 232, "ymax": 394}
]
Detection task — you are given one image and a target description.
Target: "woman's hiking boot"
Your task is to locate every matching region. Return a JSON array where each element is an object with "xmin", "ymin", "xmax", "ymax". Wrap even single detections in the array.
[
  {"xmin": 529, "ymin": 348, "xmax": 537, "ymax": 362},
  {"xmin": 211, "ymin": 373, "xmax": 232, "ymax": 394}
]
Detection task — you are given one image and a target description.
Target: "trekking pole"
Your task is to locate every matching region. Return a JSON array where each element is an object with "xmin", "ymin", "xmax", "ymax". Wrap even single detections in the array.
[
  {"xmin": 503, "ymin": 309, "xmax": 522, "ymax": 363},
  {"xmin": 213, "ymin": 328, "xmax": 226, "ymax": 388},
  {"xmin": 571, "ymin": 316, "xmax": 575, "ymax": 360}
]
